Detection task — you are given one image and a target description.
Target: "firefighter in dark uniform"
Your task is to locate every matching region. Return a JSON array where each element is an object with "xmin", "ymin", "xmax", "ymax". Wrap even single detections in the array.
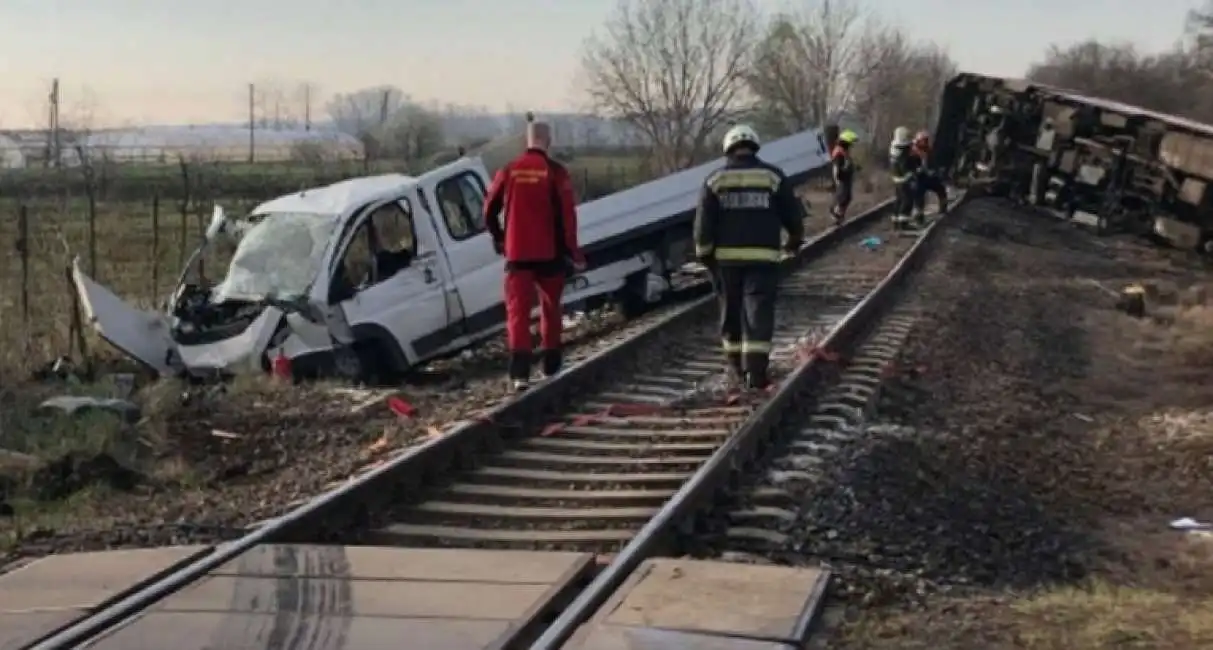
[
  {"xmin": 888, "ymin": 127, "xmax": 923, "ymax": 230},
  {"xmin": 830, "ymin": 129, "xmax": 859, "ymax": 225},
  {"xmin": 694, "ymin": 124, "xmax": 805, "ymax": 389},
  {"xmin": 911, "ymin": 130, "xmax": 948, "ymax": 219}
]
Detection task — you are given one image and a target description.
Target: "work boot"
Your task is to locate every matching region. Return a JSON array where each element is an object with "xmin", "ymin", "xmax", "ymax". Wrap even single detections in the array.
[
  {"xmin": 745, "ymin": 372, "xmax": 771, "ymax": 391},
  {"xmin": 507, "ymin": 350, "xmax": 532, "ymax": 390},
  {"xmin": 541, "ymin": 348, "xmax": 563, "ymax": 378},
  {"xmin": 743, "ymin": 356, "xmax": 771, "ymax": 390}
]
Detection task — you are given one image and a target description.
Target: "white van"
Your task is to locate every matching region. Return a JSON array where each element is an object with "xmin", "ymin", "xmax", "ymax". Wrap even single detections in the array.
[{"xmin": 73, "ymin": 129, "xmax": 831, "ymax": 380}]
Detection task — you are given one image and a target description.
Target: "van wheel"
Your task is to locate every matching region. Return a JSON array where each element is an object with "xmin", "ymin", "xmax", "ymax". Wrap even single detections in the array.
[
  {"xmin": 335, "ymin": 340, "xmax": 395, "ymax": 386},
  {"xmin": 615, "ymin": 272, "xmax": 650, "ymax": 320}
]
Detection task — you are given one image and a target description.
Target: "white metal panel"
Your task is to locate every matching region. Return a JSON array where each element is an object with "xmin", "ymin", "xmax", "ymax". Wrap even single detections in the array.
[{"xmin": 576, "ymin": 129, "xmax": 831, "ymax": 248}]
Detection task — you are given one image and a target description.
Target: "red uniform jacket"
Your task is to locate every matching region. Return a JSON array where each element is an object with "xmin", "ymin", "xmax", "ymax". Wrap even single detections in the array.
[{"xmin": 484, "ymin": 149, "xmax": 584, "ymax": 273}]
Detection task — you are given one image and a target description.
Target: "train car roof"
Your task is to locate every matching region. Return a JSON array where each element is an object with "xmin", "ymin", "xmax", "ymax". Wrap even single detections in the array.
[{"xmin": 950, "ymin": 71, "xmax": 1213, "ymax": 139}]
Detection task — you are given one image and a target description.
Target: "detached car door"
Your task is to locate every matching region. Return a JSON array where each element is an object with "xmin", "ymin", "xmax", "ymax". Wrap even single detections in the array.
[{"xmin": 327, "ymin": 194, "xmax": 461, "ymax": 367}]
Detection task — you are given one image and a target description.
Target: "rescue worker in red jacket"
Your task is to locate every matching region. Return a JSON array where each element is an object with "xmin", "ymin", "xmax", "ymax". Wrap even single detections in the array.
[
  {"xmin": 912, "ymin": 130, "xmax": 948, "ymax": 220},
  {"xmin": 830, "ymin": 129, "xmax": 859, "ymax": 225},
  {"xmin": 484, "ymin": 119, "xmax": 586, "ymax": 391}
]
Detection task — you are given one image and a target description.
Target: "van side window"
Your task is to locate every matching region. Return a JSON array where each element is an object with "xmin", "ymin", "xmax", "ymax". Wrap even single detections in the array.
[
  {"xmin": 370, "ymin": 200, "xmax": 417, "ymax": 256},
  {"xmin": 334, "ymin": 201, "xmax": 417, "ymax": 300},
  {"xmin": 336, "ymin": 223, "xmax": 374, "ymax": 295},
  {"xmin": 436, "ymin": 172, "xmax": 487, "ymax": 240}
]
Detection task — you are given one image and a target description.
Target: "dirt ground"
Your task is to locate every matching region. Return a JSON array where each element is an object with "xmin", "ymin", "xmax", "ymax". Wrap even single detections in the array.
[
  {"xmin": 0, "ymin": 187, "xmax": 880, "ymax": 562},
  {"xmin": 800, "ymin": 199, "xmax": 1213, "ymax": 649}
]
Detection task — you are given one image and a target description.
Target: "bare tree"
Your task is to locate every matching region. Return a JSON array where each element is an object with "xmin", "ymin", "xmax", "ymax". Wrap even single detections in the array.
[
  {"xmin": 848, "ymin": 29, "xmax": 956, "ymax": 152},
  {"xmin": 746, "ymin": 0, "xmax": 879, "ymax": 136},
  {"xmin": 1025, "ymin": 40, "xmax": 1209, "ymax": 120},
  {"xmin": 579, "ymin": 0, "xmax": 760, "ymax": 172},
  {"xmin": 326, "ymin": 86, "xmax": 407, "ymax": 136},
  {"xmin": 326, "ymin": 86, "xmax": 446, "ymax": 162}
]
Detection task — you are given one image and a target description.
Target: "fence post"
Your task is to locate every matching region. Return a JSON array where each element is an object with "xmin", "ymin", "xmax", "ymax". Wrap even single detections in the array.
[
  {"xmin": 151, "ymin": 194, "xmax": 160, "ymax": 301},
  {"xmin": 17, "ymin": 204, "xmax": 29, "ymax": 338},
  {"xmin": 195, "ymin": 197, "xmax": 207, "ymax": 280},
  {"xmin": 86, "ymin": 177, "xmax": 98, "ymax": 280}
]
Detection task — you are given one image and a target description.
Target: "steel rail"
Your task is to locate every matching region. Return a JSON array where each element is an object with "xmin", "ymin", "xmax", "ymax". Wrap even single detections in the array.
[
  {"xmin": 28, "ymin": 201, "xmax": 895, "ymax": 650},
  {"xmin": 528, "ymin": 195, "xmax": 964, "ymax": 650}
]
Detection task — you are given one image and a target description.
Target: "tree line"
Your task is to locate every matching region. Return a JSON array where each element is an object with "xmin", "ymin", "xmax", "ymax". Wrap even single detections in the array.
[{"xmin": 1026, "ymin": 2, "xmax": 1213, "ymax": 123}]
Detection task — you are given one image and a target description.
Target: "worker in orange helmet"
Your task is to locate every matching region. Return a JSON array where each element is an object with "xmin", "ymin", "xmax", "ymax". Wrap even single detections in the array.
[
  {"xmin": 484, "ymin": 117, "xmax": 586, "ymax": 392},
  {"xmin": 911, "ymin": 130, "xmax": 948, "ymax": 223}
]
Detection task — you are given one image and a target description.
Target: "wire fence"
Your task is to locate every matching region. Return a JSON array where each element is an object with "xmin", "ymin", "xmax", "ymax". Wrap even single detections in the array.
[{"xmin": 0, "ymin": 157, "xmax": 657, "ymax": 372}]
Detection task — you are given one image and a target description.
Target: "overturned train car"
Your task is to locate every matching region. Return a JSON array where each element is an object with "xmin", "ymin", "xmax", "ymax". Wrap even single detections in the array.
[{"xmin": 933, "ymin": 72, "xmax": 1213, "ymax": 252}]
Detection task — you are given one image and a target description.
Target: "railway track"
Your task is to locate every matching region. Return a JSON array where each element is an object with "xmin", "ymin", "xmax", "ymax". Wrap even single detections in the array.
[
  {"xmin": 27, "ymin": 194, "xmax": 962, "ymax": 650},
  {"xmin": 527, "ymin": 195, "xmax": 962, "ymax": 649},
  {"xmin": 348, "ymin": 207, "xmax": 925, "ymax": 552}
]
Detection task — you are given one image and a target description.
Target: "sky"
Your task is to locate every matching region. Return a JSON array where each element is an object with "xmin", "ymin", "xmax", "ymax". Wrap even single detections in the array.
[{"xmin": 0, "ymin": 0, "xmax": 1199, "ymax": 129}]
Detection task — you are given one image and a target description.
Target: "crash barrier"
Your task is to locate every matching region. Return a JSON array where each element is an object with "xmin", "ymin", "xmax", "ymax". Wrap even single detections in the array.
[{"xmin": 26, "ymin": 193, "xmax": 895, "ymax": 649}]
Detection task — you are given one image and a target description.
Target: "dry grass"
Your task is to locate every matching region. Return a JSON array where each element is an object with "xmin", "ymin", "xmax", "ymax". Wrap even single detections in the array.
[{"xmin": 840, "ymin": 536, "xmax": 1213, "ymax": 650}]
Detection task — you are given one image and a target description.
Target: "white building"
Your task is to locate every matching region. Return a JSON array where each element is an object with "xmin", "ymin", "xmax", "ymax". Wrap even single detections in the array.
[
  {"xmin": 81, "ymin": 126, "xmax": 364, "ymax": 164},
  {"xmin": 0, "ymin": 134, "xmax": 27, "ymax": 169}
]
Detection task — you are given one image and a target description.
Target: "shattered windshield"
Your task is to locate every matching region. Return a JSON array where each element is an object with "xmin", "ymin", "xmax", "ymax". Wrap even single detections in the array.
[{"xmin": 210, "ymin": 212, "xmax": 340, "ymax": 303}]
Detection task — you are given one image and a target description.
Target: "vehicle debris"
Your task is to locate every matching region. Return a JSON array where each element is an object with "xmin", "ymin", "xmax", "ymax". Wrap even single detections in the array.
[{"xmin": 36, "ymin": 395, "xmax": 141, "ymax": 423}]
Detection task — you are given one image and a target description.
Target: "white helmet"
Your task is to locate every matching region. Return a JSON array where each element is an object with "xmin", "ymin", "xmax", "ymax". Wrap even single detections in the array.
[
  {"xmin": 891, "ymin": 126, "xmax": 912, "ymax": 147},
  {"xmin": 723, "ymin": 124, "xmax": 761, "ymax": 154}
]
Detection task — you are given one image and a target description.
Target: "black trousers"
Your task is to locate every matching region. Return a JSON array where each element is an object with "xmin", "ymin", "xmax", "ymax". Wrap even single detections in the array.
[
  {"xmin": 713, "ymin": 264, "xmax": 779, "ymax": 383},
  {"xmin": 913, "ymin": 173, "xmax": 948, "ymax": 213},
  {"xmin": 893, "ymin": 179, "xmax": 916, "ymax": 219},
  {"xmin": 832, "ymin": 182, "xmax": 853, "ymax": 220}
]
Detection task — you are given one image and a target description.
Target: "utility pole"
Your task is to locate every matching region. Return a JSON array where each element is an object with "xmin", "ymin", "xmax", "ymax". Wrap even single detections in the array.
[
  {"xmin": 248, "ymin": 83, "xmax": 255, "ymax": 163},
  {"xmin": 47, "ymin": 78, "xmax": 60, "ymax": 168},
  {"xmin": 304, "ymin": 84, "xmax": 311, "ymax": 131}
]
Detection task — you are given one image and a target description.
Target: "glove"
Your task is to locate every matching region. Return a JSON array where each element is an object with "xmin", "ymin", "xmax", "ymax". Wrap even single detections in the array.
[
  {"xmin": 492, "ymin": 238, "xmax": 505, "ymax": 255},
  {"xmin": 784, "ymin": 240, "xmax": 803, "ymax": 254}
]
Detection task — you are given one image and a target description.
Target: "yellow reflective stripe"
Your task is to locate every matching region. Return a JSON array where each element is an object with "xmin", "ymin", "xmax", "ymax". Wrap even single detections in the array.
[
  {"xmin": 715, "ymin": 247, "xmax": 781, "ymax": 262},
  {"xmin": 707, "ymin": 169, "xmax": 781, "ymax": 192},
  {"xmin": 696, "ymin": 244, "xmax": 715, "ymax": 256},
  {"xmin": 891, "ymin": 174, "xmax": 912, "ymax": 183},
  {"xmin": 722, "ymin": 340, "xmax": 743, "ymax": 352},
  {"xmin": 742, "ymin": 341, "xmax": 771, "ymax": 354}
]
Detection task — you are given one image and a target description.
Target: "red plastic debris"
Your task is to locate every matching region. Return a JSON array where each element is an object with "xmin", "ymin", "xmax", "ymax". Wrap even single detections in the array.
[
  {"xmin": 540, "ymin": 423, "xmax": 565, "ymax": 437},
  {"xmin": 570, "ymin": 414, "xmax": 598, "ymax": 426},
  {"xmin": 271, "ymin": 352, "xmax": 292, "ymax": 380},
  {"xmin": 881, "ymin": 362, "xmax": 898, "ymax": 378},
  {"xmin": 602, "ymin": 403, "xmax": 665, "ymax": 417},
  {"xmin": 387, "ymin": 396, "xmax": 417, "ymax": 418}
]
